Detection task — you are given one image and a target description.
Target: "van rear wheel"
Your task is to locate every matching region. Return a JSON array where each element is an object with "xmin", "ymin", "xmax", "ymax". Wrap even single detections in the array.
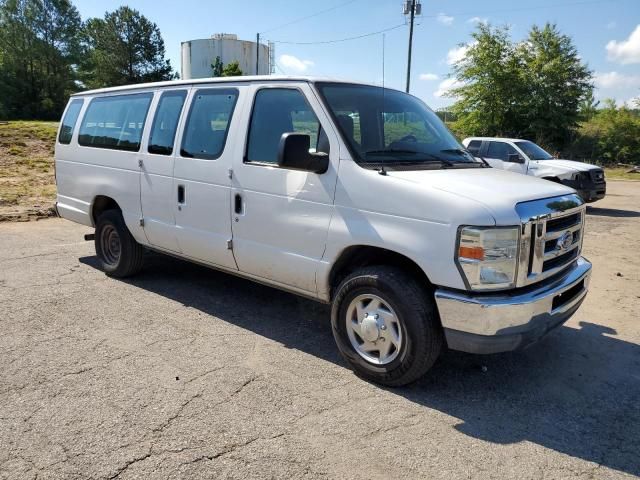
[
  {"xmin": 95, "ymin": 210, "xmax": 144, "ymax": 278},
  {"xmin": 331, "ymin": 266, "xmax": 443, "ymax": 387}
]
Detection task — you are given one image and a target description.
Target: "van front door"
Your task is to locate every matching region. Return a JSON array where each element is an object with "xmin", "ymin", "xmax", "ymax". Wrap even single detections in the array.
[
  {"xmin": 171, "ymin": 87, "xmax": 241, "ymax": 270},
  {"xmin": 230, "ymin": 84, "xmax": 339, "ymax": 294},
  {"xmin": 140, "ymin": 89, "xmax": 187, "ymax": 252}
]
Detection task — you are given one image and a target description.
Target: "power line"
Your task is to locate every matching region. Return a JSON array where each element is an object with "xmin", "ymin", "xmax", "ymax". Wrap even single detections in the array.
[
  {"xmin": 269, "ymin": 23, "xmax": 406, "ymax": 45},
  {"xmin": 267, "ymin": 0, "xmax": 621, "ymax": 46},
  {"xmin": 420, "ymin": 0, "xmax": 622, "ymax": 19},
  {"xmin": 260, "ymin": 0, "xmax": 359, "ymax": 35}
]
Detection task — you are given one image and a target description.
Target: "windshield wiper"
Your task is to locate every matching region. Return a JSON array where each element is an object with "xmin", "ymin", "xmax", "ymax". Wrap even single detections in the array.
[{"xmin": 440, "ymin": 148, "xmax": 489, "ymax": 167}]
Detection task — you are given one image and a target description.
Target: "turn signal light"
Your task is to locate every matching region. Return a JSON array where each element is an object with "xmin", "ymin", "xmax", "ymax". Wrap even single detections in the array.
[{"xmin": 458, "ymin": 245, "xmax": 485, "ymax": 261}]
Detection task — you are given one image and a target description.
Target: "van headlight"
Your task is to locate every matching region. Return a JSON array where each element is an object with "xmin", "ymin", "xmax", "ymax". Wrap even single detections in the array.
[{"xmin": 456, "ymin": 227, "xmax": 519, "ymax": 290}]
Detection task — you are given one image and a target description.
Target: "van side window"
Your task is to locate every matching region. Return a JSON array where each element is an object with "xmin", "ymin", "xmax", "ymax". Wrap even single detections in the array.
[
  {"xmin": 58, "ymin": 99, "xmax": 84, "ymax": 145},
  {"xmin": 487, "ymin": 141, "xmax": 518, "ymax": 161},
  {"xmin": 466, "ymin": 140, "xmax": 482, "ymax": 155},
  {"xmin": 148, "ymin": 90, "xmax": 187, "ymax": 155},
  {"xmin": 78, "ymin": 93, "xmax": 153, "ymax": 151},
  {"xmin": 246, "ymin": 88, "xmax": 324, "ymax": 165},
  {"xmin": 181, "ymin": 89, "xmax": 238, "ymax": 160}
]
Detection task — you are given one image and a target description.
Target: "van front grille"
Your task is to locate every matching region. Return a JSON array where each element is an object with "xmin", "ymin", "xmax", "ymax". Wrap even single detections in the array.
[{"xmin": 515, "ymin": 194, "xmax": 585, "ymax": 287}]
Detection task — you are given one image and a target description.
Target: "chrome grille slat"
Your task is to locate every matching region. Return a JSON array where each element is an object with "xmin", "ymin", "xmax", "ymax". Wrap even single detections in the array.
[
  {"xmin": 545, "ymin": 222, "xmax": 582, "ymax": 241},
  {"xmin": 515, "ymin": 194, "xmax": 585, "ymax": 287}
]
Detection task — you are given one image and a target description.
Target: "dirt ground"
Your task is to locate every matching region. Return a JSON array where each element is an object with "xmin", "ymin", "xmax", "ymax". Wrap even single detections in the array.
[
  {"xmin": 0, "ymin": 181, "xmax": 638, "ymax": 479},
  {"xmin": 0, "ymin": 122, "xmax": 58, "ymax": 222}
]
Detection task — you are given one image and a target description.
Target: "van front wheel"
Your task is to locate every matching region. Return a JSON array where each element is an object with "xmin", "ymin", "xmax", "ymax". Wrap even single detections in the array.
[
  {"xmin": 331, "ymin": 266, "xmax": 443, "ymax": 387},
  {"xmin": 95, "ymin": 210, "xmax": 144, "ymax": 278}
]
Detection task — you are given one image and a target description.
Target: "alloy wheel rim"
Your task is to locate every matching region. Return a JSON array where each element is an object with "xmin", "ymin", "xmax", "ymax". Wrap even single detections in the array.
[{"xmin": 345, "ymin": 294, "xmax": 403, "ymax": 365}]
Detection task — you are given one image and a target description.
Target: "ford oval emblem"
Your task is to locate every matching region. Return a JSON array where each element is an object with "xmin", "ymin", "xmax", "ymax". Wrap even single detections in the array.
[{"xmin": 556, "ymin": 231, "xmax": 574, "ymax": 251}]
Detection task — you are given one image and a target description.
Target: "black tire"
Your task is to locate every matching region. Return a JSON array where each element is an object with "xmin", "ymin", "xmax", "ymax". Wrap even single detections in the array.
[
  {"xmin": 94, "ymin": 209, "xmax": 144, "ymax": 278},
  {"xmin": 331, "ymin": 266, "xmax": 443, "ymax": 387}
]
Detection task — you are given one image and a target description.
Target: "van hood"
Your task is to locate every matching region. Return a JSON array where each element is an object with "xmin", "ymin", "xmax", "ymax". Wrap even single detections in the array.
[{"xmin": 386, "ymin": 167, "xmax": 574, "ymax": 225}]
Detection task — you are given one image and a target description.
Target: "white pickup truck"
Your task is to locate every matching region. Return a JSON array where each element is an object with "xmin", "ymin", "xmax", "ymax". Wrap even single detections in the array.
[
  {"xmin": 462, "ymin": 137, "xmax": 606, "ymax": 202},
  {"xmin": 55, "ymin": 76, "xmax": 592, "ymax": 386}
]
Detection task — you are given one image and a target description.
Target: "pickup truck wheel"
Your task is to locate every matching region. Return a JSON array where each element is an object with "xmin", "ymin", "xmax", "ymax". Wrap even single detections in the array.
[
  {"xmin": 95, "ymin": 210, "xmax": 144, "ymax": 278},
  {"xmin": 331, "ymin": 266, "xmax": 443, "ymax": 387}
]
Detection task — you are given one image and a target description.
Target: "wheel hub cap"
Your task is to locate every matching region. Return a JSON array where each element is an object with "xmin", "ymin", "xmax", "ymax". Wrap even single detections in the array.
[{"xmin": 345, "ymin": 294, "xmax": 403, "ymax": 365}]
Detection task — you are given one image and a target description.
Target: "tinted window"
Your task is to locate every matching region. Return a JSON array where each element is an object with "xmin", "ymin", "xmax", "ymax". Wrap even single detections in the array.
[
  {"xmin": 486, "ymin": 141, "xmax": 517, "ymax": 161},
  {"xmin": 58, "ymin": 99, "xmax": 84, "ymax": 144},
  {"xmin": 148, "ymin": 90, "xmax": 187, "ymax": 155},
  {"xmin": 78, "ymin": 93, "xmax": 153, "ymax": 151},
  {"xmin": 515, "ymin": 141, "xmax": 553, "ymax": 160},
  {"xmin": 246, "ymin": 88, "xmax": 322, "ymax": 164},
  {"xmin": 181, "ymin": 89, "xmax": 238, "ymax": 159},
  {"xmin": 466, "ymin": 140, "xmax": 482, "ymax": 155}
]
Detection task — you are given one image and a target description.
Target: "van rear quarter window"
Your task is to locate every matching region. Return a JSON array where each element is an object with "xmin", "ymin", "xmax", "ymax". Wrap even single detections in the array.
[
  {"xmin": 58, "ymin": 99, "xmax": 84, "ymax": 145},
  {"xmin": 180, "ymin": 88, "xmax": 238, "ymax": 160},
  {"xmin": 78, "ymin": 93, "xmax": 153, "ymax": 151}
]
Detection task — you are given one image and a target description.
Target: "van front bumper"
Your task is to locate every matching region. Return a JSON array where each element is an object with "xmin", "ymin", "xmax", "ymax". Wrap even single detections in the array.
[{"xmin": 434, "ymin": 257, "xmax": 592, "ymax": 354}]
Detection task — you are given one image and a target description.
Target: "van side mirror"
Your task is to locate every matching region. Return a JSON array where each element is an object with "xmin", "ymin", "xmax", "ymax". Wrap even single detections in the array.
[
  {"xmin": 277, "ymin": 133, "xmax": 329, "ymax": 174},
  {"xmin": 508, "ymin": 153, "xmax": 525, "ymax": 164}
]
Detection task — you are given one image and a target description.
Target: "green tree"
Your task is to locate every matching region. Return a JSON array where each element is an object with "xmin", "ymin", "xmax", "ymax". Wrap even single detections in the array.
[
  {"xmin": 448, "ymin": 23, "xmax": 593, "ymax": 151},
  {"xmin": 211, "ymin": 55, "xmax": 223, "ymax": 77},
  {"xmin": 448, "ymin": 24, "xmax": 526, "ymax": 137},
  {"xmin": 221, "ymin": 60, "xmax": 242, "ymax": 77},
  {"xmin": 80, "ymin": 6, "xmax": 174, "ymax": 89},
  {"xmin": 0, "ymin": 0, "xmax": 81, "ymax": 119},
  {"xmin": 519, "ymin": 23, "xmax": 593, "ymax": 148}
]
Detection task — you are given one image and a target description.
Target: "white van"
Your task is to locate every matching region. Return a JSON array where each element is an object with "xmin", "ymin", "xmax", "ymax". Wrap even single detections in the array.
[
  {"xmin": 462, "ymin": 137, "xmax": 606, "ymax": 202},
  {"xmin": 55, "ymin": 76, "xmax": 592, "ymax": 386}
]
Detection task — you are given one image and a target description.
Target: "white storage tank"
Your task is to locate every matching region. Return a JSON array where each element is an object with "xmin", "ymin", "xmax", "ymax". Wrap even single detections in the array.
[{"xmin": 181, "ymin": 33, "xmax": 271, "ymax": 79}]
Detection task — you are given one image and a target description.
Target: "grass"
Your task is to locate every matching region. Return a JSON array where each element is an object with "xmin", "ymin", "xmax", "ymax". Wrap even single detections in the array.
[
  {"xmin": 604, "ymin": 167, "xmax": 640, "ymax": 181},
  {"xmin": 0, "ymin": 121, "xmax": 58, "ymax": 220}
]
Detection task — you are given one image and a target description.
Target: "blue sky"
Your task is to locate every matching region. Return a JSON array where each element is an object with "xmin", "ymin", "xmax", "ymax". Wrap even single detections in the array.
[{"xmin": 74, "ymin": 0, "xmax": 640, "ymax": 109}]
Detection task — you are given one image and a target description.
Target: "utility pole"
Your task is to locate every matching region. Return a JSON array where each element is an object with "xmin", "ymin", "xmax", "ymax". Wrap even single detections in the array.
[
  {"xmin": 404, "ymin": 0, "xmax": 421, "ymax": 93},
  {"xmin": 256, "ymin": 33, "xmax": 260, "ymax": 75}
]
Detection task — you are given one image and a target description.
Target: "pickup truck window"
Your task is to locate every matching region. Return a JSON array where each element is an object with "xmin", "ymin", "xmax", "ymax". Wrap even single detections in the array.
[
  {"xmin": 317, "ymin": 83, "xmax": 479, "ymax": 169},
  {"xmin": 78, "ymin": 93, "xmax": 153, "ymax": 151},
  {"xmin": 246, "ymin": 88, "xmax": 324, "ymax": 164},
  {"xmin": 58, "ymin": 99, "xmax": 84, "ymax": 145},
  {"xmin": 515, "ymin": 141, "xmax": 554, "ymax": 160},
  {"xmin": 466, "ymin": 140, "xmax": 482, "ymax": 155},
  {"xmin": 486, "ymin": 141, "xmax": 518, "ymax": 161},
  {"xmin": 148, "ymin": 90, "xmax": 187, "ymax": 156},
  {"xmin": 180, "ymin": 88, "xmax": 238, "ymax": 160}
]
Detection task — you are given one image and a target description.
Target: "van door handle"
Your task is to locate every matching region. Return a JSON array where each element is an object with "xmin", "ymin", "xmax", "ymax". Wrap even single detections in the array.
[
  {"xmin": 177, "ymin": 185, "xmax": 185, "ymax": 204},
  {"xmin": 234, "ymin": 193, "xmax": 243, "ymax": 214}
]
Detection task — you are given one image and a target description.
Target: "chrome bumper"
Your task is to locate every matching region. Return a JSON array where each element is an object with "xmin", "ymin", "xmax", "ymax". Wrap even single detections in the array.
[{"xmin": 434, "ymin": 257, "xmax": 592, "ymax": 354}]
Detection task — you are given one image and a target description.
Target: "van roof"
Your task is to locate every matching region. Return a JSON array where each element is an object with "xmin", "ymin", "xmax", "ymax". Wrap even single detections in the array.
[{"xmin": 71, "ymin": 75, "xmax": 389, "ymax": 97}]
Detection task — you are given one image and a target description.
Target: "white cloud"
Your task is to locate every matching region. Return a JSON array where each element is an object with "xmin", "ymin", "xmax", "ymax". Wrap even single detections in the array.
[
  {"xmin": 606, "ymin": 25, "xmax": 640, "ymax": 64},
  {"xmin": 446, "ymin": 42, "xmax": 476, "ymax": 65},
  {"xmin": 279, "ymin": 54, "xmax": 314, "ymax": 72},
  {"xmin": 467, "ymin": 16, "xmax": 488, "ymax": 25},
  {"xmin": 436, "ymin": 13, "xmax": 454, "ymax": 26},
  {"xmin": 419, "ymin": 73, "xmax": 439, "ymax": 81},
  {"xmin": 624, "ymin": 96, "xmax": 640, "ymax": 108},
  {"xmin": 594, "ymin": 71, "xmax": 640, "ymax": 89},
  {"xmin": 434, "ymin": 77, "xmax": 464, "ymax": 98}
]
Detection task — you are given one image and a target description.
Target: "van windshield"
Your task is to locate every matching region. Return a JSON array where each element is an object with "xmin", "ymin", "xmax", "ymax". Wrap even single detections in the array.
[
  {"xmin": 514, "ymin": 141, "xmax": 554, "ymax": 160},
  {"xmin": 316, "ymin": 82, "xmax": 482, "ymax": 169}
]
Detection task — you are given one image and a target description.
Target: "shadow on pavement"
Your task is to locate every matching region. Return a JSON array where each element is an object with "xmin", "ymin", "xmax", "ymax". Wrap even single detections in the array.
[
  {"xmin": 586, "ymin": 206, "xmax": 640, "ymax": 218},
  {"xmin": 80, "ymin": 253, "xmax": 640, "ymax": 476}
]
